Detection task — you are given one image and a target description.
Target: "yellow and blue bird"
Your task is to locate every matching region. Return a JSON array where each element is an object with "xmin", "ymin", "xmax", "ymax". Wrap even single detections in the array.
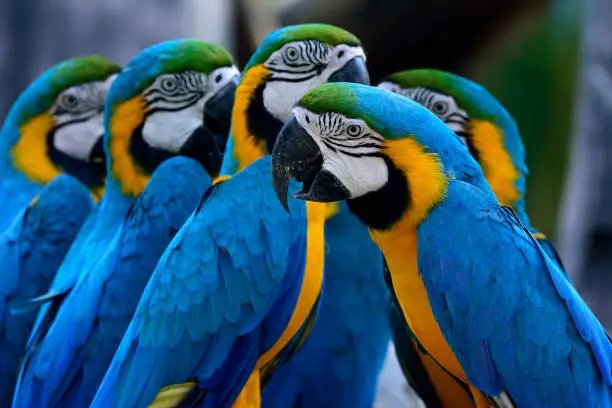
[
  {"xmin": 0, "ymin": 56, "xmax": 117, "ymax": 227},
  {"xmin": 89, "ymin": 24, "xmax": 370, "ymax": 408},
  {"xmin": 12, "ymin": 39, "xmax": 239, "ymax": 408},
  {"xmin": 258, "ymin": 32, "xmax": 389, "ymax": 408},
  {"xmin": 377, "ymin": 69, "xmax": 569, "ymax": 408},
  {"xmin": 0, "ymin": 56, "xmax": 119, "ymax": 406},
  {"xmin": 272, "ymin": 82, "xmax": 612, "ymax": 408}
]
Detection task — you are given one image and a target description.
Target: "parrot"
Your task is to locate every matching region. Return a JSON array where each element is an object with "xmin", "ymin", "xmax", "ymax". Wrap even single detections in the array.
[
  {"xmin": 11, "ymin": 157, "xmax": 211, "ymax": 408},
  {"xmin": 88, "ymin": 23, "xmax": 370, "ymax": 408},
  {"xmin": 259, "ymin": 40, "xmax": 389, "ymax": 408},
  {"xmin": 376, "ymin": 69, "xmax": 569, "ymax": 407},
  {"xmin": 0, "ymin": 55, "xmax": 120, "ymax": 406},
  {"xmin": 12, "ymin": 39, "xmax": 239, "ymax": 408},
  {"xmin": 0, "ymin": 55, "xmax": 118, "ymax": 228},
  {"xmin": 272, "ymin": 82, "xmax": 612, "ymax": 408}
]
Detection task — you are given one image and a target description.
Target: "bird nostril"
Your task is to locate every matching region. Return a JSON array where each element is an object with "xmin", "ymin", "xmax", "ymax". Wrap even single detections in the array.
[{"xmin": 337, "ymin": 50, "xmax": 345, "ymax": 59}]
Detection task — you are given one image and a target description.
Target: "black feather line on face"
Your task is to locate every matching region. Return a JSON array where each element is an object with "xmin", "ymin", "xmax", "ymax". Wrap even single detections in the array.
[
  {"xmin": 46, "ymin": 121, "xmax": 106, "ymax": 190},
  {"xmin": 347, "ymin": 155, "xmax": 410, "ymax": 231},
  {"xmin": 245, "ymin": 81, "xmax": 284, "ymax": 153}
]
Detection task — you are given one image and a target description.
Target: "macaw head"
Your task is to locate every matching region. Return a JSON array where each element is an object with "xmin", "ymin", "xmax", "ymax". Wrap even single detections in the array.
[
  {"xmin": 221, "ymin": 23, "xmax": 370, "ymax": 175},
  {"xmin": 272, "ymin": 82, "xmax": 491, "ymax": 230},
  {"xmin": 105, "ymin": 39, "xmax": 239, "ymax": 198},
  {"xmin": 0, "ymin": 56, "xmax": 120, "ymax": 199},
  {"xmin": 378, "ymin": 69, "xmax": 526, "ymax": 212}
]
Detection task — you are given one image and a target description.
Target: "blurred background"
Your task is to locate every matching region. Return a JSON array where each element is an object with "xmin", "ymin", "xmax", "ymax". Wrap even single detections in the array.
[{"xmin": 0, "ymin": 0, "xmax": 607, "ymax": 406}]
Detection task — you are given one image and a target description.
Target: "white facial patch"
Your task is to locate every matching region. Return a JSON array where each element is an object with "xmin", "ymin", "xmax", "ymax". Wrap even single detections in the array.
[
  {"xmin": 293, "ymin": 106, "xmax": 388, "ymax": 199},
  {"xmin": 263, "ymin": 42, "xmax": 366, "ymax": 123},
  {"xmin": 50, "ymin": 79, "xmax": 114, "ymax": 161},
  {"xmin": 378, "ymin": 83, "xmax": 470, "ymax": 147},
  {"xmin": 53, "ymin": 113, "xmax": 104, "ymax": 161},
  {"xmin": 140, "ymin": 67, "xmax": 239, "ymax": 153}
]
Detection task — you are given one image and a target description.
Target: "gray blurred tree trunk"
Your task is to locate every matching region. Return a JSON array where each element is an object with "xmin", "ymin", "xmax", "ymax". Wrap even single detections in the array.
[{"xmin": 558, "ymin": 0, "xmax": 612, "ymax": 329}]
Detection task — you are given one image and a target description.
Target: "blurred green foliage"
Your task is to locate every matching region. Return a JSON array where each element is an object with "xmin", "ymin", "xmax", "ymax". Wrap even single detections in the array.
[{"xmin": 477, "ymin": 0, "xmax": 581, "ymax": 242}]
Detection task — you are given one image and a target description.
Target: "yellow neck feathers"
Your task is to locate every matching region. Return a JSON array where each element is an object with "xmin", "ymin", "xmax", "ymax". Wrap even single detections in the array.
[
  {"xmin": 382, "ymin": 137, "xmax": 447, "ymax": 228},
  {"xmin": 230, "ymin": 64, "xmax": 271, "ymax": 172},
  {"xmin": 108, "ymin": 96, "xmax": 150, "ymax": 198},
  {"xmin": 469, "ymin": 120, "xmax": 520, "ymax": 208},
  {"xmin": 12, "ymin": 112, "xmax": 61, "ymax": 185}
]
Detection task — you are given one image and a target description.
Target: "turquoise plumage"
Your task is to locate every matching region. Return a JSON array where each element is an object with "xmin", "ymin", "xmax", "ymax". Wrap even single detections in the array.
[
  {"xmin": 378, "ymin": 69, "xmax": 570, "ymax": 407},
  {"xmin": 12, "ymin": 39, "xmax": 238, "ymax": 408},
  {"xmin": 263, "ymin": 201, "xmax": 390, "ymax": 408},
  {"xmin": 0, "ymin": 56, "xmax": 118, "ymax": 407},
  {"xmin": 0, "ymin": 175, "xmax": 93, "ymax": 407},
  {"xmin": 12, "ymin": 157, "xmax": 210, "ymax": 408},
  {"xmin": 91, "ymin": 23, "xmax": 374, "ymax": 408},
  {"xmin": 271, "ymin": 82, "xmax": 612, "ymax": 408},
  {"xmin": 90, "ymin": 156, "xmax": 310, "ymax": 408}
]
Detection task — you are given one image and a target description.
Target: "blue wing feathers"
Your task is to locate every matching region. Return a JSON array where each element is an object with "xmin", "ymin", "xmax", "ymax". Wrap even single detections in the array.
[
  {"xmin": 263, "ymin": 202, "xmax": 389, "ymax": 408},
  {"xmin": 13, "ymin": 158, "xmax": 210, "ymax": 408},
  {"xmin": 91, "ymin": 156, "xmax": 308, "ymax": 408},
  {"xmin": 418, "ymin": 180, "xmax": 612, "ymax": 407},
  {"xmin": 0, "ymin": 174, "xmax": 93, "ymax": 406}
]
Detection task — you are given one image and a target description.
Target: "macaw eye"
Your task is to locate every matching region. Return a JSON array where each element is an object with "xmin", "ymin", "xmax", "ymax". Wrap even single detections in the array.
[
  {"xmin": 346, "ymin": 124, "xmax": 362, "ymax": 137},
  {"xmin": 161, "ymin": 77, "xmax": 178, "ymax": 92},
  {"xmin": 432, "ymin": 101, "xmax": 449, "ymax": 115},
  {"xmin": 61, "ymin": 94, "xmax": 79, "ymax": 109},
  {"xmin": 283, "ymin": 46, "xmax": 300, "ymax": 62}
]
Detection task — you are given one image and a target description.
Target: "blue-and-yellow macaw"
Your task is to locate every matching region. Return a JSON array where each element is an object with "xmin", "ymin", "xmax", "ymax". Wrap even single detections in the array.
[
  {"xmin": 0, "ymin": 56, "xmax": 116, "ymax": 226},
  {"xmin": 12, "ymin": 39, "xmax": 239, "ymax": 408},
  {"xmin": 0, "ymin": 56, "xmax": 119, "ymax": 406},
  {"xmin": 89, "ymin": 24, "xmax": 371, "ymax": 408},
  {"xmin": 260, "ymin": 41, "xmax": 388, "ymax": 408},
  {"xmin": 376, "ymin": 69, "xmax": 569, "ymax": 407},
  {"xmin": 272, "ymin": 82, "xmax": 612, "ymax": 408}
]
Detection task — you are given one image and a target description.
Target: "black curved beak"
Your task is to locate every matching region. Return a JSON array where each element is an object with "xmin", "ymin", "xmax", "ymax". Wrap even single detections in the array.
[
  {"xmin": 272, "ymin": 117, "xmax": 350, "ymax": 213},
  {"xmin": 328, "ymin": 56, "xmax": 370, "ymax": 85},
  {"xmin": 180, "ymin": 76, "xmax": 239, "ymax": 177},
  {"xmin": 203, "ymin": 75, "xmax": 239, "ymax": 152}
]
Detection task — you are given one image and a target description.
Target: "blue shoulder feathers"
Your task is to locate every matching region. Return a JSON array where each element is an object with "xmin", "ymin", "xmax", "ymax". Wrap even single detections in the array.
[{"xmin": 418, "ymin": 181, "xmax": 612, "ymax": 407}]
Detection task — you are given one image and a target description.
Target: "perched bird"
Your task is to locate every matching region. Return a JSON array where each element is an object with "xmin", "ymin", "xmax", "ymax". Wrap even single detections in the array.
[
  {"xmin": 90, "ymin": 24, "xmax": 370, "ymax": 408},
  {"xmin": 377, "ymin": 69, "xmax": 569, "ymax": 408},
  {"xmin": 0, "ymin": 56, "xmax": 118, "ymax": 228},
  {"xmin": 0, "ymin": 56, "xmax": 119, "ymax": 406},
  {"xmin": 12, "ymin": 39, "xmax": 239, "ymax": 408},
  {"xmin": 258, "ymin": 33, "xmax": 389, "ymax": 408},
  {"xmin": 12, "ymin": 157, "xmax": 211, "ymax": 408},
  {"xmin": 272, "ymin": 82, "xmax": 612, "ymax": 408},
  {"xmin": 0, "ymin": 175, "xmax": 93, "ymax": 407}
]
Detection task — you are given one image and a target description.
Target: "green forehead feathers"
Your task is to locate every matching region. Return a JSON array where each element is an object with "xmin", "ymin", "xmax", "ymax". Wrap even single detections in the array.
[
  {"xmin": 108, "ymin": 39, "xmax": 235, "ymax": 105},
  {"xmin": 15, "ymin": 56, "xmax": 121, "ymax": 125},
  {"xmin": 244, "ymin": 24, "xmax": 361, "ymax": 70},
  {"xmin": 384, "ymin": 69, "xmax": 502, "ymax": 123}
]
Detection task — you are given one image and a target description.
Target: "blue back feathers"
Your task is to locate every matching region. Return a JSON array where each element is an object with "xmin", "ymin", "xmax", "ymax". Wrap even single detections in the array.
[
  {"xmin": 12, "ymin": 157, "xmax": 210, "ymax": 408},
  {"xmin": 91, "ymin": 156, "xmax": 310, "ymax": 408},
  {"xmin": 0, "ymin": 174, "xmax": 93, "ymax": 407}
]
